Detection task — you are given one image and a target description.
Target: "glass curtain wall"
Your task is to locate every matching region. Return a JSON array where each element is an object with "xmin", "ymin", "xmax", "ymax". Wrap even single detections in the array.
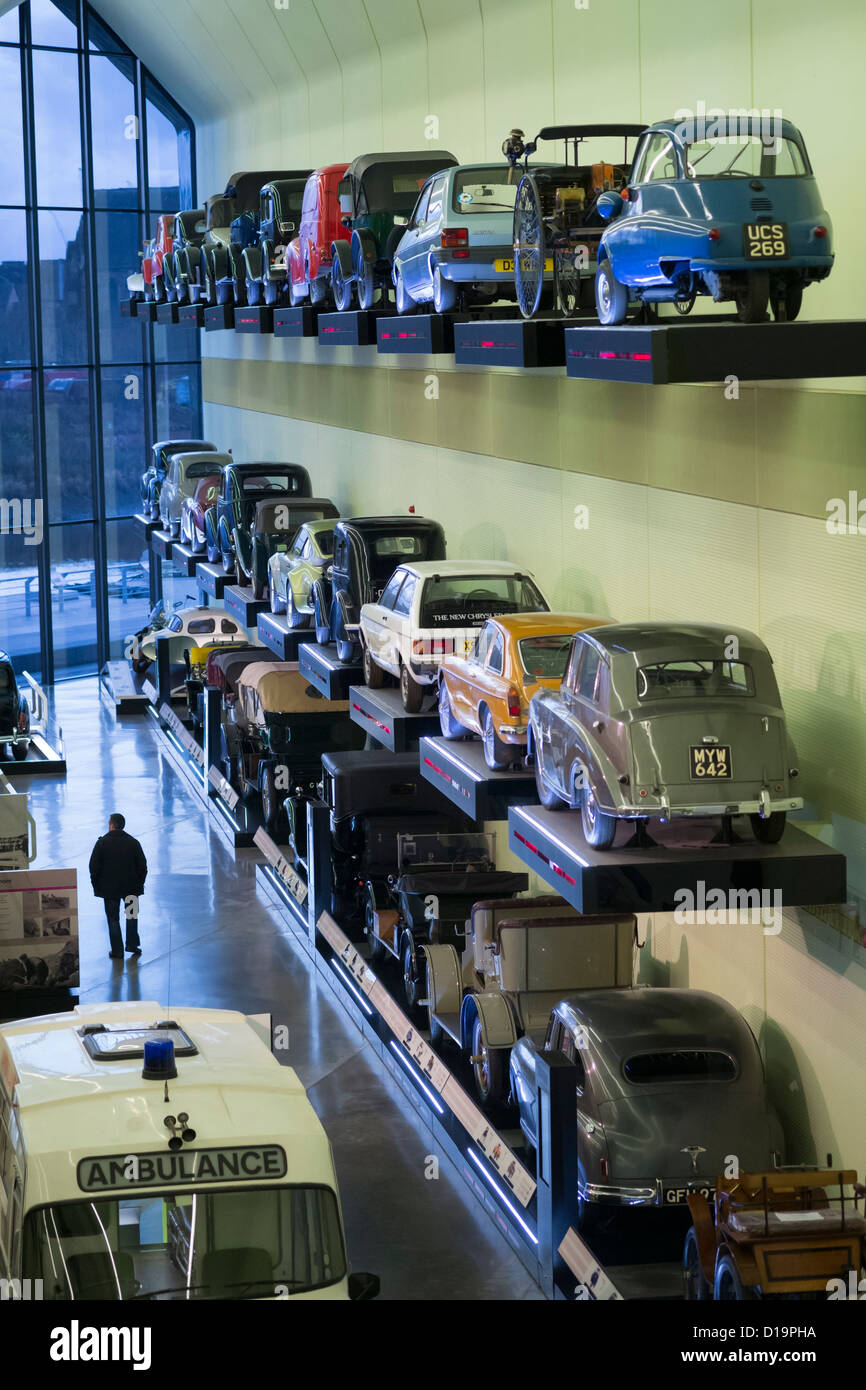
[{"xmin": 0, "ymin": 0, "xmax": 200, "ymax": 680}]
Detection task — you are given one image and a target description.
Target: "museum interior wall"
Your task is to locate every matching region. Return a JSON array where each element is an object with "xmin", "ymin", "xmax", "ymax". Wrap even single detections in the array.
[{"xmin": 89, "ymin": 0, "xmax": 866, "ymax": 1163}]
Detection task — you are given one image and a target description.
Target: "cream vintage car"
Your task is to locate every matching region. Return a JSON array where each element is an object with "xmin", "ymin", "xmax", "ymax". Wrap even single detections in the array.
[{"xmin": 267, "ymin": 518, "xmax": 339, "ymax": 625}]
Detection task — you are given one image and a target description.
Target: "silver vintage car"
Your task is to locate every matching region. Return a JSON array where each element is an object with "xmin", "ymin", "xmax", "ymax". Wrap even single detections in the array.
[
  {"xmin": 509, "ymin": 987, "xmax": 784, "ymax": 1233},
  {"xmin": 529, "ymin": 622, "xmax": 803, "ymax": 848}
]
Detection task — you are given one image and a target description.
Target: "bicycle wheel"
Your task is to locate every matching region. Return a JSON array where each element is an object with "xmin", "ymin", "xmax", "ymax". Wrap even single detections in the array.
[{"xmin": 514, "ymin": 175, "xmax": 545, "ymax": 319}]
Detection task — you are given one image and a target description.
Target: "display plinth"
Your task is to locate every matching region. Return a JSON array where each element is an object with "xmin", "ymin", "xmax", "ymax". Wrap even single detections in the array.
[
  {"xmin": 223, "ymin": 583, "xmax": 267, "ymax": 628},
  {"xmin": 178, "ymin": 302, "xmax": 204, "ymax": 328},
  {"xmin": 318, "ymin": 310, "xmax": 382, "ymax": 347},
  {"xmin": 0, "ymin": 731, "xmax": 67, "ymax": 777},
  {"xmin": 155, "ymin": 301, "xmax": 178, "ymax": 325},
  {"xmin": 100, "ymin": 661, "xmax": 150, "ymax": 714},
  {"xmin": 348, "ymin": 685, "xmax": 440, "ymax": 753},
  {"xmin": 454, "ymin": 317, "xmax": 564, "ymax": 368},
  {"xmin": 274, "ymin": 305, "xmax": 319, "ymax": 337},
  {"xmin": 298, "ymin": 643, "xmax": 362, "ymax": 700},
  {"xmin": 121, "ymin": 298, "xmax": 140, "ymax": 319},
  {"xmin": 170, "ymin": 541, "xmax": 200, "ymax": 577},
  {"xmin": 256, "ymin": 610, "xmax": 308, "ymax": 661},
  {"xmin": 508, "ymin": 805, "xmax": 847, "ymax": 915},
  {"xmin": 196, "ymin": 562, "xmax": 229, "ymax": 600},
  {"xmin": 419, "ymin": 736, "xmax": 538, "ymax": 821},
  {"xmin": 134, "ymin": 512, "xmax": 160, "ymax": 539},
  {"xmin": 150, "ymin": 529, "xmax": 174, "ymax": 559},
  {"xmin": 234, "ymin": 305, "xmax": 273, "ymax": 334},
  {"xmin": 377, "ymin": 315, "xmax": 455, "ymax": 355},
  {"xmin": 564, "ymin": 318, "xmax": 866, "ymax": 385},
  {"xmin": 204, "ymin": 303, "xmax": 234, "ymax": 331}
]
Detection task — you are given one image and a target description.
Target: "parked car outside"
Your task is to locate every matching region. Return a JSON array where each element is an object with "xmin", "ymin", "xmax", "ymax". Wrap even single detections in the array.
[
  {"xmin": 360, "ymin": 560, "xmax": 549, "ymax": 712},
  {"xmin": 438, "ymin": 611, "xmax": 609, "ymax": 770},
  {"xmin": 595, "ymin": 116, "xmax": 833, "ymax": 323},
  {"xmin": 140, "ymin": 438, "xmax": 217, "ymax": 520},
  {"xmin": 286, "ymin": 164, "xmax": 350, "ymax": 307},
  {"xmin": 267, "ymin": 518, "xmax": 339, "ymax": 624},
  {"xmin": 205, "ymin": 461, "xmax": 313, "ymax": 571},
  {"xmin": 0, "ymin": 652, "xmax": 31, "ymax": 761},
  {"xmin": 529, "ymin": 621, "xmax": 803, "ymax": 848},
  {"xmin": 235, "ymin": 497, "xmax": 339, "ymax": 600}
]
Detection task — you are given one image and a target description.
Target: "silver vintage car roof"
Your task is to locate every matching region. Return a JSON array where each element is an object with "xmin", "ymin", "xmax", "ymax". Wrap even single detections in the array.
[{"xmin": 583, "ymin": 621, "xmax": 769, "ymax": 663}]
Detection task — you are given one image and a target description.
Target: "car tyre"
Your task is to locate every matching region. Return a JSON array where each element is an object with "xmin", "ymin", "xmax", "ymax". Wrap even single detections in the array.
[
  {"xmin": 770, "ymin": 283, "xmax": 803, "ymax": 322},
  {"xmin": 394, "ymin": 268, "xmax": 415, "ymax": 315},
  {"xmin": 750, "ymin": 811, "xmax": 786, "ymax": 844},
  {"xmin": 206, "ymin": 536, "xmax": 219, "ymax": 565},
  {"xmin": 595, "ymin": 258, "xmax": 629, "ymax": 326},
  {"xmin": 438, "ymin": 681, "xmax": 465, "ymax": 739},
  {"xmin": 312, "ymin": 583, "xmax": 330, "ymax": 645},
  {"xmin": 364, "ymin": 884, "xmax": 388, "ymax": 963},
  {"xmin": 734, "ymin": 270, "xmax": 770, "ymax": 324},
  {"xmin": 357, "ymin": 258, "xmax": 376, "ymax": 310},
  {"xmin": 400, "ymin": 664, "xmax": 425, "ymax": 713},
  {"xmin": 362, "ymin": 644, "xmax": 385, "ymax": 689},
  {"xmin": 714, "ymin": 1252, "xmax": 755, "ymax": 1301},
  {"xmin": 580, "ymin": 787, "xmax": 618, "ymax": 849},
  {"xmin": 426, "ymin": 961, "xmax": 445, "ymax": 1047},
  {"xmin": 481, "ymin": 707, "xmax": 512, "ymax": 772},
  {"xmin": 683, "ymin": 1228, "xmax": 710, "ymax": 1301},
  {"xmin": 260, "ymin": 764, "xmax": 278, "ymax": 832},
  {"xmin": 332, "ymin": 255, "xmax": 355, "ymax": 313},
  {"xmin": 246, "ymin": 277, "xmax": 262, "ymax": 306},
  {"xmin": 401, "ymin": 936, "xmax": 426, "ymax": 1021},
  {"xmin": 432, "ymin": 265, "xmax": 457, "ymax": 315},
  {"xmin": 268, "ymin": 573, "xmax": 285, "ymax": 615},
  {"xmin": 534, "ymin": 751, "xmax": 566, "ymax": 810},
  {"xmin": 11, "ymin": 742, "xmax": 29, "ymax": 762},
  {"xmin": 471, "ymin": 1015, "xmax": 506, "ymax": 1109}
]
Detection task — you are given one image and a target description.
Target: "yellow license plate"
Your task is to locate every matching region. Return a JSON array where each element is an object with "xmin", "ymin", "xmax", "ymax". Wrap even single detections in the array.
[{"xmin": 494, "ymin": 257, "xmax": 553, "ymax": 273}]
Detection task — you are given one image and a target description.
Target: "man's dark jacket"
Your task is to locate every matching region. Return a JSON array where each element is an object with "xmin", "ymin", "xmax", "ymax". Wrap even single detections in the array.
[{"xmin": 89, "ymin": 829, "xmax": 148, "ymax": 899}]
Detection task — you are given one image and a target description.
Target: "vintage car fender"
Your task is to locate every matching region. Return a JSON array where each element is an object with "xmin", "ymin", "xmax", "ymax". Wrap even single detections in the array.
[
  {"xmin": 423, "ymin": 943, "xmax": 462, "ymax": 1017},
  {"xmin": 460, "ymin": 990, "xmax": 519, "ymax": 1053},
  {"xmin": 351, "ymin": 227, "xmax": 378, "ymax": 271},
  {"xmin": 331, "ymin": 238, "xmax": 353, "ymax": 279},
  {"xmin": 217, "ymin": 514, "xmax": 234, "ymax": 557},
  {"xmin": 242, "ymin": 244, "xmax": 263, "ymax": 284},
  {"xmin": 210, "ymin": 243, "xmax": 229, "ymax": 282},
  {"xmin": 312, "ymin": 578, "xmax": 332, "ymax": 643}
]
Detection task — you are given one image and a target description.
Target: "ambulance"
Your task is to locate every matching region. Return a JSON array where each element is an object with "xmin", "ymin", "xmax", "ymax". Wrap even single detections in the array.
[{"xmin": 0, "ymin": 1001, "xmax": 379, "ymax": 1301}]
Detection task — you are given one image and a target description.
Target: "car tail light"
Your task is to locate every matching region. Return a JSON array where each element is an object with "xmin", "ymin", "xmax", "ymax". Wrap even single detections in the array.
[
  {"xmin": 451, "ymin": 249, "xmax": 470, "ymax": 259},
  {"xmin": 708, "ymin": 227, "xmax": 721, "ymax": 240},
  {"xmin": 413, "ymin": 637, "xmax": 455, "ymax": 656},
  {"xmin": 18, "ymin": 710, "xmax": 27, "ymax": 730},
  {"xmin": 441, "ymin": 228, "xmax": 468, "ymax": 248},
  {"xmin": 620, "ymin": 188, "xmax": 629, "ymax": 201},
  {"xmin": 600, "ymin": 1157, "xmax": 609, "ymax": 1180},
  {"xmin": 813, "ymin": 225, "xmax": 828, "ymax": 238},
  {"xmin": 506, "ymin": 687, "xmax": 521, "ymax": 718},
  {"xmin": 639, "ymin": 789, "xmax": 647, "ymax": 797}
]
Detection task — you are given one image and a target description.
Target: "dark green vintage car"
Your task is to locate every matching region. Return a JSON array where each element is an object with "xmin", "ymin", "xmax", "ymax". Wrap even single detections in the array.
[{"xmin": 235, "ymin": 497, "xmax": 339, "ymax": 600}]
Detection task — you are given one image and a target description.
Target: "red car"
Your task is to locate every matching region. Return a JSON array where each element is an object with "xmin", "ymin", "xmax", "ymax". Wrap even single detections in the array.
[
  {"xmin": 286, "ymin": 163, "xmax": 349, "ymax": 307},
  {"xmin": 180, "ymin": 472, "xmax": 224, "ymax": 554},
  {"xmin": 143, "ymin": 215, "xmax": 176, "ymax": 302}
]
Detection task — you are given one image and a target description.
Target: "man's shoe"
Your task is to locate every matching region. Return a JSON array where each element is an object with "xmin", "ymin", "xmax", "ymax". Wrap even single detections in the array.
[
  {"xmin": 109, "ymin": 953, "xmax": 123, "ymax": 960},
  {"xmin": 127, "ymin": 947, "xmax": 142, "ymax": 956}
]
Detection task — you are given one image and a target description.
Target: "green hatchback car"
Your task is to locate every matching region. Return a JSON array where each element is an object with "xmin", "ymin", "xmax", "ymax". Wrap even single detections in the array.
[{"xmin": 266, "ymin": 518, "xmax": 339, "ymax": 625}]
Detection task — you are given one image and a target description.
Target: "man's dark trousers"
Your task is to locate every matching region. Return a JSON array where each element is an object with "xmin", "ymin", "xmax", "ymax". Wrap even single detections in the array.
[{"xmin": 103, "ymin": 898, "xmax": 140, "ymax": 955}]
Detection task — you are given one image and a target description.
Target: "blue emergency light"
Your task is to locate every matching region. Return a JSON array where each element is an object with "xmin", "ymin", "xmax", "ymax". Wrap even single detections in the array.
[{"xmin": 142, "ymin": 1036, "xmax": 177, "ymax": 1080}]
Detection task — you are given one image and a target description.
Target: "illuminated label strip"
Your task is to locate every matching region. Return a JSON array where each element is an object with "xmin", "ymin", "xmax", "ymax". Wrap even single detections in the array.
[
  {"xmin": 207, "ymin": 764, "xmax": 239, "ymax": 810},
  {"xmin": 423, "ymin": 754, "xmax": 471, "ymax": 800},
  {"xmin": 513, "ymin": 828, "xmax": 577, "ymax": 886},
  {"xmin": 568, "ymin": 349, "xmax": 652, "ymax": 362},
  {"xmin": 254, "ymin": 827, "xmax": 308, "ymax": 905},
  {"xmin": 159, "ymin": 704, "xmax": 205, "ymax": 768},
  {"xmin": 352, "ymin": 701, "xmax": 391, "ymax": 736},
  {"xmin": 558, "ymin": 1227, "xmax": 623, "ymax": 1300}
]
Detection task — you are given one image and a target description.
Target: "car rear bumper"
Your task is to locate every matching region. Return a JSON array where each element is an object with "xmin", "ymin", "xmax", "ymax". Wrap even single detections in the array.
[
  {"xmin": 496, "ymin": 722, "xmax": 528, "ymax": 743},
  {"xmin": 582, "ymin": 1178, "xmax": 712, "ymax": 1208},
  {"xmin": 618, "ymin": 793, "xmax": 803, "ymax": 818}
]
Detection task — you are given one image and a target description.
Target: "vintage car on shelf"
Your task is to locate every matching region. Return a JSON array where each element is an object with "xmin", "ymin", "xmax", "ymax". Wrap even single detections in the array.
[
  {"xmin": 229, "ymin": 176, "xmax": 311, "ymax": 306},
  {"xmin": 425, "ymin": 900, "xmax": 634, "ymax": 1108},
  {"xmin": 159, "ymin": 450, "xmax": 231, "ymax": 538},
  {"xmin": 204, "ymin": 461, "xmax": 313, "ymax": 571},
  {"xmin": 186, "ymin": 644, "xmax": 280, "ymax": 735},
  {"xmin": 595, "ymin": 116, "xmax": 834, "ymax": 324},
  {"xmin": 180, "ymin": 474, "xmax": 222, "ymax": 553},
  {"xmin": 285, "ymin": 163, "xmax": 350, "ymax": 307},
  {"xmin": 166, "ymin": 208, "xmax": 209, "ymax": 302},
  {"xmin": 438, "ymin": 611, "xmax": 609, "ymax": 770},
  {"xmin": 134, "ymin": 606, "xmax": 248, "ymax": 674},
  {"xmin": 235, "ymin": 498, "xmax": 339, "ymax": 601},
  {"xmin": 0, "ymin": 652, "xmax": 31, "ymax": 761},
  {"xmin": 505, "ymin": 123, "xmax": 644, "ymax": 317},
  {"xmin": 321, "ymin": 750, "xmax": 463, "ymax": 935},
  {"xmin": 222, "ymin": 663, "xmax": 361, "ymax": 837},
  {"xmin": 126, "ymin": 233, "xmax": 155, "ymax": 302},
  {"xmin": 364, "ymin": 831, "xmax": 527, "ymax": 1019},
  {"xmin": 193, "ymin": 172, "xmax": 305, "ymax": 307},
  {"xmin": 312, "ymin": 516, "xmax": 446, "ymax": 665},
  {"xmin": 140, "ymin": 438, "xmax": 217, "ymax": 520},
  {"xmin": 267, "ymin": 518, "xmax": 339, "ymax": 624},
  {"xmin": 330, "ymin": 150, "xmax": 458, "ymax": 312},
  {"xmin": 510, "ymin": 988, "xmax": 785, "ymax": 1235},
  {"xmin": 684, "ymin": 1166, "xmax": 866, "ymax": 1300},
  {"xmin": 128, "ymin": 215, "xmax": 177, "ymax": 303},
  {"xmin": 360, "ymin": 560, "xmax": 550, "ymax": 713},
  {"xmin": 393, "ymin": 160, "xmax": 557, "ymax": 314},
  {"xmin": 529, "ymin": 621, "xmax": 803, "ymax": 849}
]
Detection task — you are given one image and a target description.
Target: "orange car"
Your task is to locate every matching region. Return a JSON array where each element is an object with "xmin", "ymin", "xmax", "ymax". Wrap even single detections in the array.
[{"xmin": 437, "ymin": 611, "xmax": 610, "ymax": 770}]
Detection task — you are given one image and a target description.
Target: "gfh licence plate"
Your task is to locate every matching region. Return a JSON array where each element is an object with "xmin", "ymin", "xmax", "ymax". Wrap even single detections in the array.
[
  {"xmin": 690, "ymin": 745, "xmax": 732, "ymax": 779},
  {"xmin": 743, "ymin": 221, "xmax": 788, "ymax": 259}
]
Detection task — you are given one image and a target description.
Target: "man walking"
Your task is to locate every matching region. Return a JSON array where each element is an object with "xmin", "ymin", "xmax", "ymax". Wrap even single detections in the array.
[{"xmin": 89, "ymin": 813, "xmax": 148, "ymax": 961}]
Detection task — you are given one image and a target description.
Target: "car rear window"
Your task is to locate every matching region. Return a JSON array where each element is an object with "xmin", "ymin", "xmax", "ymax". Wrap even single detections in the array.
[
  {"xmin": 314, "ymin": 530, "xmax": 335, "ymax": 556},
  {"xmin": 187, "ymin": 463, "xmax": 216, "ymax": 479},
  {"xmin": 452, "ymin": 169, "xmax": 520, "ymax": 214},
  {"xmin": 241, "ymin": 474, "xmax": 303, "ymax": 494},
  {"xmin": 684, "ymin": 134, "xmax": 807, "ymax": 179},
  {"xmin": 373, "ymin": 535, "xmax": 425, "ymax": 558},
  {"xmin": 637, "ymin": 660, "xmax": 754, "ymax": 700},
  {"xmin": 624, "ymin": 1051, "xmax": 737, "ymax": 1083},
  {"xmin": 518, "ymin": 634, "xmax": 573, "ymax": 679},
  {"xmin": 420, "ymin": 575, "xmax": 547, "ymax": 627}
]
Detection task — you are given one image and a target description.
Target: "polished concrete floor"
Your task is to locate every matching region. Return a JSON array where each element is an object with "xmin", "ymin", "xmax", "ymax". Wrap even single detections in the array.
[{"xmin": 16, "ymin": 678, "xmax": 542, "ymax": 1301}]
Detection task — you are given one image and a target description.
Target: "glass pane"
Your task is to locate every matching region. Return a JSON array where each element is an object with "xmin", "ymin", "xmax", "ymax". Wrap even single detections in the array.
[
  {"xmin": 90, "ymin": 55, "xmax": 139, "ymax": 210},
  {"xmin": 101, "ymin": 365, "xmax": 146, "ymax": 518},
  {"xmin": 29, "ymin": 0, "xmax": 78, "ymax": 48},
  {"xmin": 87, "ymin": 10, "xmax": 128, "ymax": 55},
  {"xmin": 0, "ymin": 209, "xmax": 31, "ymax": 366},
  {"xmin": 49, "ymin": 522, "xmax": 98, "ymax": 678},
  {"xmin": 106, "ymin": 517, "xmax": 152, "ymax": 658},
  {"xmin": 94, "ymin": 210, "xmax": 146, "ymax": 362},
  {"xmin": 155, "ymin": 363, "xmax": 201, "ymax": 439},
  {"xmin": 39, "ymin": 209, "xmax": 89, "ymax": 364},
  {"xmin": 0, "ymin": 532, "xmax": 42, "ymax": 676},
  {"xmin": 43, "ymin": 367, "xmax": 94, "ymax": 521},
  {"xmin": 33, "ymin": 50, "xmax": 82, "ymax": 207},
  {"xmin": 159, "ymin": 550, "xmax": 199, "ymax": 621},
  {"xmin": 0, "ymin": 372, "xmax": 40, "ymax": 673},
  {"xmin": 153, "ymin": 311, "xmax": 199, "ymax": 364},
  {"xmin": 0, "ymin": 48, "xmax": 25, "ymax": 202},
  {"xmin": 0, "ymin": 7, "xmax": 20, "ymax": 42},
  {"xmin": 145, "ymin": 79, "xmax": 192, "ymax": 211}
]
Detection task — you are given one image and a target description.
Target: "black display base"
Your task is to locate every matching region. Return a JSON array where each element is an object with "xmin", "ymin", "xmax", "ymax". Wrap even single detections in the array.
[
  {"xmin": 256, "ymin": 610, "xmax": 307, "ymax": 660},
  {"xmin": 298, "ymin": 642, "xmax": 363, "ymax": 699},
  {"xmin": 0, "ymin": 731, "xmax": 67, "ymax": 778},
  {"xmin": 454, "ymin": 317, "xmax": 565, "ymax": 368},
  {"xmin": 564, "ymin": 318, "xmax": 866, "ymax": 386},
  {"xmin": 196, "ymin": 562, "xmax": 229, "ymax": 600},
  {"xmin": 100, "ymin": 660, "xmax": 150, "ymax": 714},
  {"xmin": 121, "ymin": 298, "xmax": 139, "ymax": 319},
  {"xmin": 377, "ymin": 314, "xmax": 455, "ymax": 355},
  {"xmin": 234, "ymin": 305, "xmax": 273, "ymax": 334},
  {"xmin": 348, "ymin": 685, "xmax": 440, "ymax": 753},
  {"xmin": 205, "ymin": 303, "xmax": 234, "ymax": 331},
  {"xmin": 148, "ymin": 703, "xmax": 260, "ymax": 849},
  {"xmin": 318, "ymin": 310, "xmax": 382, "ymax": 347},
  {"xmin": 150, "ymin": 529, "xmax": 174, "ymax": 559},
  {"xmin": 273, "ymin": 304, "xmax": 319, "ymax": 337},
  {"xmin": 0, "ymin": 988, "xmax": 77, "ymax": 1023},
  {"xmin": 223, "ymin": 583, "xmax": 267, "ymax": 629},
  {"xmin": 134, "ymin": 511, "xmax": 160, "ymax": 539},
  {"xmin": 178, "ymin": 302, "xmax": 205, "ymax": 329},
  {"xmin": 156, "ymin": 301, "xmax": 178, "ymax": 325},
  {"xmin": 171, "ymin": 541, "xmax": 201, "ymax": 577},
  {"xmin": 508, "ymin": 805, "xmax": 847, "ymax": 915},
  {"xmin": 419, "ymin": 736, "xmax": 538, "ymax": 821}
]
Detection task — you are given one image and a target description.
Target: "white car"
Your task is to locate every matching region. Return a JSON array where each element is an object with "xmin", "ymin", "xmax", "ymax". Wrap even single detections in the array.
[
  {"xmin": 359, "ymin": 559, "xmax": 549, "ymax": 711},
  {"xmin": 133, "ymin": 606, "xmax": 249, "ymax": 670},
  {"xmin": 159, "ymin": 451, "xmax": 231, "ymax": 538}
]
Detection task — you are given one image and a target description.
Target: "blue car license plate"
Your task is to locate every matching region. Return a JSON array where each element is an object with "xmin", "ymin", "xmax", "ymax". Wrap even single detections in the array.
[{"xmin": 743, "ymin": 221, "xmax": 788, "ymax": 259}]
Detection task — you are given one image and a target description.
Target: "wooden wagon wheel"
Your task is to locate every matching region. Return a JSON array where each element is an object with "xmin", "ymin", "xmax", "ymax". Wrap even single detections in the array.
[{"xmin": 513, "ymin": 175, "xmax": 545, "ymax": 319}]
